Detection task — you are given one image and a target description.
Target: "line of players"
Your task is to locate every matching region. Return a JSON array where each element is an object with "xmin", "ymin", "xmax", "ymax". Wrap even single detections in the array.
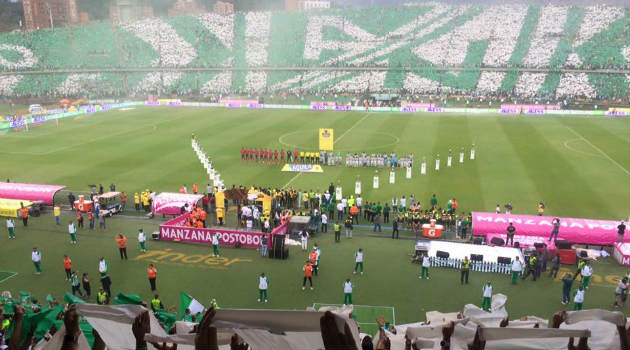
[
  {"xmin": 241, "ymin": 147, "xmax": 343, "ymax": 165},
  {"xmin": 241, "ymin": 147, "xmax": 413, "ymax": 168},
  {"xmin": 344, "ymin": 153, "xmax": 413, "ymax": 168}
]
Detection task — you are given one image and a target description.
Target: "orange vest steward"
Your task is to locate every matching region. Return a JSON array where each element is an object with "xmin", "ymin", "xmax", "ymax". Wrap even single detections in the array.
[{"xmin": 116, "ymin": 235, "xmax": 127, "ymax": 248}]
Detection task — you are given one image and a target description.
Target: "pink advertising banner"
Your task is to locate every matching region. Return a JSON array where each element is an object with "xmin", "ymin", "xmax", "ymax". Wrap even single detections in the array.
[
  {"xmin": 0, "ymin": 182, "xmax": 66, "ymax": 205},
  {"xmin": 152, "ymin": 193, "xmax": 203, "ymax": 215},
  {"xmin": 472, "ymin": 212, "xmax": 621, "ymax": 245},
  {"xmin": 160, "ymin": 214, "xmax": 288, "ymax": 248}
]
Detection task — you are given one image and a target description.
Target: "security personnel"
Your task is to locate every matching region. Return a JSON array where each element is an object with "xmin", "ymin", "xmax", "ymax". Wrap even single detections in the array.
[
  {"xmin": 461, "ymin": 256, "xmax": 470, "ymax": 284},
  {"xmin": 147, "ymin": 264, "xmax": 157, "ymax": 291},
  {"xmin": 142, "ymin": 191, "xmax": 150, "ymax": 212},
  {"xmin": 54, "ymin": 205, "xmax": 61, "ymax": 225},
  {"xmin": 2, "ymin": 317, "xmax": 10, "ymax": 334},
  {"xmin": 134, "ymin": 193, "xmax": 140, "ymax": 211},
  {"xmin": 333, "ymin": 222, "xmax": 341, "ymax": 243},
  {"xmin": 20, "ymin": 206, "xmax": 29, "ymax": 227},
  {"xmin": 151, "ymin": 294, "xmax": 164, "ymax": 312},
  {"xmin": 522, "ymin": 254, "xmax": 538, "ymax": 281},
  {"xmin": 97, "ymin": 288, "xmax": 108, "ymax": 305},
  {"xmin": 116, "ymin": 233, "xmax": 128, "ymax": 260}
]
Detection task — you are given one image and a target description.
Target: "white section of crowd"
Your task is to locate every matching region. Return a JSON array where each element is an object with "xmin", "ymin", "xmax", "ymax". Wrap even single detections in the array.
[
  {"xmin": 0, "ymin": 5, "xmax": 628, "ymax": 98},
  {"xmin": 245, "ymin": 12, "xmax": 271, "ymax": 92},
  {"xmin": 56, "ymin": 74, "xmax": 102, "ymax": 96},
  {"xmin": 0, "ymin": 75, "xmax": 22, "ymax": 96},
  {"xmin": 123, "ymin": 18, "xmax": 197, "ymax": 67},
  {"xmin": 572, "ymin": 5, "xmax": 624, "ymax": 49},
  {"xmin": 196, "ymin": 13, "xmax": 235, "ymax": 50}
]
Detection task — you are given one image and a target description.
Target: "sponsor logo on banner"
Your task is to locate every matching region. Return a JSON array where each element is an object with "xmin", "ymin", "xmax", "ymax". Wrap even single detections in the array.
[
  {"xmin": 135, "ymin": 248, "xmax": 252, "ymax": 270},
  {"xmin": 605, "ymin": 110, "xmax": 628, "ymax": 117},
  {"xmin": 152, "ymin": 193, "xmax": 204, "ymax": 215},
  {"xmin": 472, "ymin": 212, "xmax": 620, "ymax": 245},
  {"xmin": 281, "ymin": 164, "xmax": 324, "ymax": 173}
]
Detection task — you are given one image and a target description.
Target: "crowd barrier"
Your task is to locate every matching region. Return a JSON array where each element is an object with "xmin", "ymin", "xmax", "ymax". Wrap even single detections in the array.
[
  {"xmin": 159, "ymin": 214, "xmax": 288, "ymax": 249},
  {"xmin": 158, "ymin": 100, "xmax": 618, "ymax": 116},
  {"xmin": 0, "ymin": 101, "xmax": 142, "ymax": 131}
]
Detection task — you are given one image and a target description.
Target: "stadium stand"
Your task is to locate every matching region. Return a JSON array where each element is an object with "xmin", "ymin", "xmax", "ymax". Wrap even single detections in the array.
[
  {"xmin": 0, "ymin": 4, "xmax": 628, "ymax": 99},
  {"xmin": 3, "ymin": 292, "xmax": 629, "ymax": 350}
]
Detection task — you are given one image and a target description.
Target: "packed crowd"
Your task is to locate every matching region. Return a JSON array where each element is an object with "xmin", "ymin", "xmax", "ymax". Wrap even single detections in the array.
[{"xmin": 0, "ymin": 5, "xmax": 629, "ymax": 99}]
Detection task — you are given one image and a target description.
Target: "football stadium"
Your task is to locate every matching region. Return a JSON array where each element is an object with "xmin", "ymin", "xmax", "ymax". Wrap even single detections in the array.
[{"xmin": 0, "ymin": 0, "xmax": 629, "ymax": 349}]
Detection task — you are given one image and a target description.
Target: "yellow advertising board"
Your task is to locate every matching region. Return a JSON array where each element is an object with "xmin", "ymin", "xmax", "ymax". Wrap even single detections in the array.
[
  {"xmin": 319, "ymin": 128, "xmax": 334, "ymax": 151},
  {"xmin": 281, "ymin": 164, "xmax": 324, "ymax": 173}
]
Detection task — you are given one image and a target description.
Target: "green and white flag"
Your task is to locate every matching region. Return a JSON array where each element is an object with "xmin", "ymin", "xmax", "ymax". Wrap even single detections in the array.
[{"xmin": 179, "ymin": 292, "xmax": 204, "ymax": 319}]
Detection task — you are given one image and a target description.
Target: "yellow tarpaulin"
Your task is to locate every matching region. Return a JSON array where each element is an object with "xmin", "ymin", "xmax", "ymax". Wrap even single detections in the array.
[
  {"xmin": 0, "ymin": 199, "xmax": 32, "ymax": 218},
  {"xmin": 319, "ymin": 128, "xmax": 334, "ymax": 151}
]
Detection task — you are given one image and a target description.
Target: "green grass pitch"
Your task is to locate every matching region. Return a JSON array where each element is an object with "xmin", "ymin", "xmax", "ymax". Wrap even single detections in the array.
[{"xmin": 0, "ymin": 106, "xmax": 628, "ymax": 326}]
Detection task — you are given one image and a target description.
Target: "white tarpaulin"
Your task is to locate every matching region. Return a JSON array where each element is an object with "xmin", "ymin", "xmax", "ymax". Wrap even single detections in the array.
[
  {"xmin": 428, "ymin": 241, "xmax": 524, "ymax": 263},
  {"xmin": 76, "ymin": 304, "xmax": 167, "ymax": 350},
  {"xmin": 463, "ymin": 294, "xmax": 509, "ymax": 327},
  {"xmin": 35, "ymin": 325, "xmax": 91, "ymax": 350}
]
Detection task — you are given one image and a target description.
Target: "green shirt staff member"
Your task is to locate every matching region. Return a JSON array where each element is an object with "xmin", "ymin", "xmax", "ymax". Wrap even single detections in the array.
[
  {"xmin": 343, "ymin": 279, "xmax": 353, "ymax": 306},
  {"xmin": 32, "ymin": 247, "xmax": 42, "ymax": 274},
  {"xmin": 6, "ymin": 218, "xmax": 15, "ymax": 239},
  {"xmin": 511, "ymin": 257, "xmax": 523, "ymax": 284},
  {"xmin": 258, "ymin": 273, "xmax": 269, "ymax": 303},
  {"xmin": 353, "ymin": 249, "xmax": 364, "ymax": 275},
  {"xmin": 461, "ymin": 256, "xmax": 470, "ymax": 284}
]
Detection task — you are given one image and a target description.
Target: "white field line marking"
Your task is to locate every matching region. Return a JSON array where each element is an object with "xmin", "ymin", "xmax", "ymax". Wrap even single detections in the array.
[
  {"xmin": 313, "ymin": 303, "xmax": 395, "ymax": 309},
  {"xmin": 0, "ymin": 271, "xmax": 18, "ymax": 283},
  {"xmin": 335, "ymin": 112, "xmax": 371, "ymax": 144},
  {"xmin": 565, "ymin": 126, "xmax": 630, "ymax": 176},
  {"xmin": 0, "ymin": 117, "xmax": 171, "ymax": 156},
  {"xmin": 562, "ymin": 138, "xmax": 602, "ymax": 158},
  {"xmin": 281, "ymin": 113, "xmax": 370, "ymax": 189}
]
